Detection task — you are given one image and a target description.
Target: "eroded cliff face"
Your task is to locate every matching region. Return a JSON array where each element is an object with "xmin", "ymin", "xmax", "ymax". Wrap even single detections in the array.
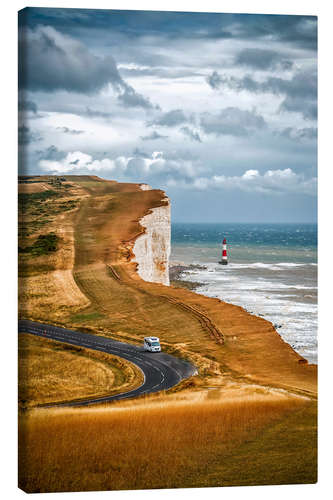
[{"xmin": 132, "ymin": 198, "xmax": 171, "ymax": 286}]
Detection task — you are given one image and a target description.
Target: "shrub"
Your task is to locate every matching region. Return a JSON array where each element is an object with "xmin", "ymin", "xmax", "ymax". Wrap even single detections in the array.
[
  {"xmin": 19, "ymin": 233, "xmax": 59, "ymax": 256},
  {"xmin": 18, "ymin": 190, "xmax": 60, "ymax": 205}
]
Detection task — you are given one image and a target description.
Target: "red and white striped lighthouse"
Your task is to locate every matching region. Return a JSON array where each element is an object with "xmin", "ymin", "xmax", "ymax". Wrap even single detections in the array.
[{"xmin": 219, "ymin": 238, "xmax": 228, "ymax": 265}]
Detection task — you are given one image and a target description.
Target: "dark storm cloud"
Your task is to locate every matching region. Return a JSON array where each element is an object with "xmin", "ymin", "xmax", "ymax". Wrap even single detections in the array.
[
  {"xmin": 18, "ymin": 25, "xmax": 157, "ymax": 110},
  {"xmin": 227, "ymin": 14, "xmax": 317, "ymax": 50},
  {"xmin": 84, "ymin": 107, "xmax": 113, "ymax": 119},
  {"xmin": 35, "ymin": 145, "xmax": 65, "ymax": 161},
  {"xmin": 279, "ymin": 95, "xmax": 317, "ymax": 120},
  {"xmin": 19, "ymin": 9, "xmax": 317, "ymax": 50},
  {"xmin": 235, "ymin": 48, "xmax": 293, "ymax": 71},
  {"xmin": 19, "ymin": 26, "xmax": 125, "ymax": 94},
  {"xmin": 200, "ymin": 108, "xmax": 266, "ymax": 137},
  {"xmin": 206, "ymin": 69, "xmax": 317, "ymax": 120},
  {"xmin": 264, "ymin": 71, "xmax": 317, "ymax": 107},
  {"xmin": 18, "ymin": 8, "xmax": 233, "ymax": 41},
  {"xmin": 206, "ymin": 71, "xmax": 223, "ymax": 90},
  {"xmin": 180, "ymin": 127, "xmax": 202, "ymax": 143},
  {"xmin": 56, "ymin": 127, "xmax": 84, "ymax": 135},
  {"xmin": 206, "ymin": 69, "xmax": 316, "ymax": 97},
  {"xmin": 148, "ymin": 109, "xmax": 189, "ymax": 127},
  {"xmin": 141, "ymin": 131, "xmax": 168, "ymax": 141},
  {"xmin": 17, "ymin": 8, "xmax": 317, "ymax": 222},
  {"xmin": 132, "ymin": 148, "xmax": 150, "ymax": 158},
  {"xmin": 18, "ymin": 99, "xmax": 38, "ymax": 113},
  {"xmin": 278, "ymin": 127, "xmax": 317, "ymax": 141},
  {"xmin": 18, "ymin": 125, "xmax": 42, "ymax": 145},
  {"xmin": 117, "ymin": 85, "xmax": 158, "ymax": 110},
  {"xmin": 206, "ymin": 72, "xmax": 260, "ymax": 93},
  {"xmin": 120, "ymin": 66, "xmax": 204, "ymax": 79}
]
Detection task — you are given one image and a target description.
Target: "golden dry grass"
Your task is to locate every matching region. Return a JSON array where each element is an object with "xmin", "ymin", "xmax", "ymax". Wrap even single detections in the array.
[
  {"xmin": 18, "ymin": 180, "xmax": 89, "ymax": 320},
  {"xmin": 18, "ymin": 270, "xmax": 90, "ymax": 321},
  {"xmin": 18, "ymin": 334, "xmax": 143, "ymax": 407},
  {"xmin": 18, "ymin": 395, "xmax": 314, "ymax": 493},
  {"xmin": 18, "ymin": 182, "xmax": 52, "ymax": 193}
]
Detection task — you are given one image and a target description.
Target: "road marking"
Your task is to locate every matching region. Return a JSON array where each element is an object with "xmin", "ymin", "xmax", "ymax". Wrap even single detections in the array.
[{"xmin": 19, "ymin": 320, "xmax": 196, "ymax": 406}]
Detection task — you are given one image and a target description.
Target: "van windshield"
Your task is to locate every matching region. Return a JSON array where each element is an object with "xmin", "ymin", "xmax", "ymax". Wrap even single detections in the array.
[{"xmin": 151, "ymin": 342, "xmax": 160, "ymax": 346}]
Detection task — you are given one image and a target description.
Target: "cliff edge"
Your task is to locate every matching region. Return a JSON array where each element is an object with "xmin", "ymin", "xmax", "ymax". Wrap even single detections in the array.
[{"xmin": 132, "ymin": 199, "xmax": 171, "ymax": 286}]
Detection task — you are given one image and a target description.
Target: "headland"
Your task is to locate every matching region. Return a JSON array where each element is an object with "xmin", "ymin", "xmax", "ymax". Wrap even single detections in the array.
[{"xmin": 18, "ymin": 175, "xmax": 317, "ymax": 492}]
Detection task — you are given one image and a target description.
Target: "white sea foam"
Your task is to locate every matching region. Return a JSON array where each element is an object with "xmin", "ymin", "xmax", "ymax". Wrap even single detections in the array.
[
  {"xmin": 197, "ymin": 261, "xmax": 317, "ymax": 272},
  {"xmin": 179, "ymin": 261, "xmax": 317, "ymax": 364},
  {"xmin": 276, "ymin": 262, "xmax": 317, "ymax": 268}
]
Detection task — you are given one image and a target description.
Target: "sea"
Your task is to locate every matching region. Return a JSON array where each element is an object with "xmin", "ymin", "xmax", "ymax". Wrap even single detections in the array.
[{"xmin": 170, "ymin": 223, "xmax": 317, "ymax": 364}]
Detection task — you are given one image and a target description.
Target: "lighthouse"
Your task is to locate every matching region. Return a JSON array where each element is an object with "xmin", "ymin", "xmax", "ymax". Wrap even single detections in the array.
[{"xmin": 219, "ymin": 238, "xmax": 228, "ymax": 265}]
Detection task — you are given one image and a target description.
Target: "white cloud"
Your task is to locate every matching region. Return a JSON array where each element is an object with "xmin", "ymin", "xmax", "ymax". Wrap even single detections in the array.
[
  {"xmin": 39, "ymin": 151, "xmax": 118, "ymax": 172},
  {"xmin": 38, "ymin": 149, "xmax": 202, "ymax": 184},
  {"xmin": 168, "ymin": 168, "xmax": 317, "ymax": 196},
  {"xmin": 39, "ymin": 150, "xmax": 316, "ymax": 197},
  {"xmin": 38, "ymin": 150, "xmax": 166, "ymax": 175},
  {"xmin": 242, "ymin": 169, "xmax": 259, "ymax": 179}
]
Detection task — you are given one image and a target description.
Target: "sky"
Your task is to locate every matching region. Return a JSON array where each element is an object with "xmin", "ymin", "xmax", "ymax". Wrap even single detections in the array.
[{"xmin": 18, "ymin": 8, "xmax": 317, "ymax": 222}]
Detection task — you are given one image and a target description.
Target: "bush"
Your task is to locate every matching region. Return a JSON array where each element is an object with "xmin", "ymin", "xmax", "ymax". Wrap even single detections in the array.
[
  {"xmin": 19, "ymin": 232, "xmax": 59, "ymax": 256},
  {"xmin": 18, "ymin": 190, "xmax": 60, "ymax": 204}
]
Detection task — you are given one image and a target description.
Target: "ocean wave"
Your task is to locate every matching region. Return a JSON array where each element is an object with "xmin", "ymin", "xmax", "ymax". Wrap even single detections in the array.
[
  {"xmin": 183, "ymin": 271, "xmax": 317, "ymax": 292},
  {"xmin": 229, "ymin": 262, "xmax": 317, "ymax": 270},
  {"xmin": 195, "ymin": 262, "xmax": 317, "ymax": 272},
  {"xmin": 276, "ymin": 262, "xmax": 317, "ymax": 268}
]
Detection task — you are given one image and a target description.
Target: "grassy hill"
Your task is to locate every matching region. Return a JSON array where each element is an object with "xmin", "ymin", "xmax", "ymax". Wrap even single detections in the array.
[{"xmin": 18, "ymin": 175, "xmax": 317, "ymax": 492}]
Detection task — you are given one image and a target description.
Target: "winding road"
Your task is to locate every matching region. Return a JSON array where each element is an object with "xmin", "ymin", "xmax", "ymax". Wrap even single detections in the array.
[{"xmin": 18, "ymin": 319, "xmax": 196, "ymax": 407}]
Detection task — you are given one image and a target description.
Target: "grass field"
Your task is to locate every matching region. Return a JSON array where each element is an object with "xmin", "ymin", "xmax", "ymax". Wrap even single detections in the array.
[
  {"xmin": 18, "ymin": 175, "xmax": 317, "ymax": 492},
  {"xmin": 18, "ymin": 395, "xmax": 316, "ymax": 492},
  {"xmin": 18, "ymin": 334, "xmax": 143, "ymax": 408}
]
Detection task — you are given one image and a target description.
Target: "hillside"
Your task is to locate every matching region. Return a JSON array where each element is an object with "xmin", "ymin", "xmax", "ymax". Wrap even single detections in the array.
[
  {"xmin": 18, "ymin": 175, "xmax": 317, "ymax": 491},
  {"xmin": 18, "ymin": 175, "xmax": 316, "ymax": 396}
]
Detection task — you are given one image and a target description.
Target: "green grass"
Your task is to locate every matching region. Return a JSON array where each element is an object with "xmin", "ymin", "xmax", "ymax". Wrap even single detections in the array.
[
  {"xmin": 18, "ymin": 190, "xmax": 61, "ymax": 204},
  {"xmin": 70, "ymin": 312, "xmax": 105, "ymax": 323},
  {"xmin": 19, "ymin": 232, "xmax": 59, "ymax": 256},
  {"xmin": 57, "ymin": 200, "xmax": 78, "ymax": 211}
]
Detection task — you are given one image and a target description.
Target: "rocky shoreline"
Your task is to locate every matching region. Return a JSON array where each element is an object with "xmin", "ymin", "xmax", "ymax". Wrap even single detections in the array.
[{"xmin": 169, "ymin": 264, "xmax": 206, "ymax": 290}]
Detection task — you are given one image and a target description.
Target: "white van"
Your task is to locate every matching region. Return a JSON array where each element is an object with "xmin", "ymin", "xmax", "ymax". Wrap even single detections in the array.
[{"xmin": 144, "ymin": 336, "xmax": 161, "ymax": 353}]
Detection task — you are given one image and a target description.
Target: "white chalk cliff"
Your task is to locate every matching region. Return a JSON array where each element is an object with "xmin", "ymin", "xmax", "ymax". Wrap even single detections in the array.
[{"xmin": 132, "ymin": 198, "xmax": 171, "ymax": 286}]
